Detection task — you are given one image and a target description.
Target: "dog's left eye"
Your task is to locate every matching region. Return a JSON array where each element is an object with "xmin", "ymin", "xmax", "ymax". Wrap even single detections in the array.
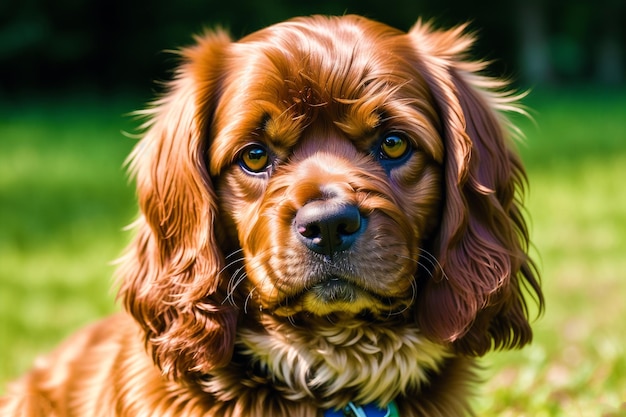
[
  {"xmin": 239, "ymin": 144, "xmax": 271, "ymax": 173},
  {"xmin": 378, "ymin": 133, "xmax": 412, "ymax": 161}
]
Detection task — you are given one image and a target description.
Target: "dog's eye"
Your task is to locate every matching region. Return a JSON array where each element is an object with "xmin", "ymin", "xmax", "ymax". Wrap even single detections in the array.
[
  {"xmin": 380, "ymin": 134, "xmax": 410, "ymax": 160},
  {"xmin": 239, "ymin": 145, "xmax": 270, "ymax": 173}
]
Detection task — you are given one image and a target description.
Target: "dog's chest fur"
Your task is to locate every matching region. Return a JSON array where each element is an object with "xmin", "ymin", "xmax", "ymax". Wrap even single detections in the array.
[{"xmin": 201, "ymin": 315, "xmax": 450, "ymax": 410}]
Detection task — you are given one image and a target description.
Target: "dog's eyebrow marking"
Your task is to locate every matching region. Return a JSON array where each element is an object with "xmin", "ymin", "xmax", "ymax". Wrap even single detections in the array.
[
  {"xmin": 333, "ymin": 101, "xmax": 382, "ymax": 143},
  {"xmin": 260, "ymin": 107, "xmax": 309, "ymax": 151},
  {"xmin": 260, "ymin": 113, "xmax": 272, "ymax": 132}
]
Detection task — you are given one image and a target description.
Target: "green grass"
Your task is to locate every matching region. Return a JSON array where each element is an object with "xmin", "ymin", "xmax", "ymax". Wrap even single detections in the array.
[
  {"xmin": 0, "ymin": 96, "xmax": 138, "ymax": 378},
  {"xmin": 1, "ymin": 89, "xmax": 625, "ymax": 415}
]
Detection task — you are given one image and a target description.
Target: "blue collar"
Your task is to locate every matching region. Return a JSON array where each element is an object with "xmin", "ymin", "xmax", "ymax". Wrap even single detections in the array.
[{"xmin": 324, "ymin": 401, "xmax": 399, "ymax": 417}]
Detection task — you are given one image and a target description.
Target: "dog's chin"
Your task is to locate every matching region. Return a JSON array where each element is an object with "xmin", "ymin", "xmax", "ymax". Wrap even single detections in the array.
[{"xmin": 271, "ymin": 278, "xmax": 410, "ymax": 318}]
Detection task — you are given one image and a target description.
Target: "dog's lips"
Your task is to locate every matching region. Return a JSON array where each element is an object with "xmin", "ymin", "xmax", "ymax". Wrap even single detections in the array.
[
  {"xmin": 270, "ymin": 274, "xmax": 407, "ymax": 317},
  {"xmin": 310, "ymin": 276, "xmax": 362, "ymax": 303}
]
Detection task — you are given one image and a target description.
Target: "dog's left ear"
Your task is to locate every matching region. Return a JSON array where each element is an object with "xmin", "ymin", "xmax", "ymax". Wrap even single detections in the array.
[
  {"xmin": 408, "ymin": 22, "xmax": 543, "ymax": 355},
  {"xmin": 117, "ymin": 30, "xmax": 239, "ymax": 381}
]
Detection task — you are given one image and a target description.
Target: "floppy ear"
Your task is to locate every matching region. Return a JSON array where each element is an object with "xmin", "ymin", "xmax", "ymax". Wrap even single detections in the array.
[
  {"xmin": 409, "ymin": 22, "xmax": 543, "ymax": 355},
  {"xmin": 116, "ymin": 30, "xmax": 239, "ymax": 381}
]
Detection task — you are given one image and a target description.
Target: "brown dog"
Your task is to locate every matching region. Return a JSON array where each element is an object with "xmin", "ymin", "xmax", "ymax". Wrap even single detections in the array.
[{"xmin": 0, "ymin": 15, "xmax": 542, "ymax": 416}]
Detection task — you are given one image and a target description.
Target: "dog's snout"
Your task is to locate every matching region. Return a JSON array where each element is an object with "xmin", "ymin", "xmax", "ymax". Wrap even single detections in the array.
[{"xmin": 294, "ymin": 200, "xmax": 364, "ymax": 255}]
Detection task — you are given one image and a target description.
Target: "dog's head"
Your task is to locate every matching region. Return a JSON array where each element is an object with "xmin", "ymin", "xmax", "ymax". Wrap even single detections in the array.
[{"xmin": 118, "ymin": 15, "xmax": 543, "ymax": 382}]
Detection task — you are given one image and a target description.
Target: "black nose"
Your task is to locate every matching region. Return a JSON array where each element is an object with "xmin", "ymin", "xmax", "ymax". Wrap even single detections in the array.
[{"xmin": 294, "ymin": 200, "xmax": 364, "ymax": 255}]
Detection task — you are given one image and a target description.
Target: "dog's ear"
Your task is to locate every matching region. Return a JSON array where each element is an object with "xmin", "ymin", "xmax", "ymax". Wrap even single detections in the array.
[
  {"xmin": 408, "ymin": 22, "xmax": 543, "ymax": 355},
  {"xmin": 116, "ymin": 30, "xmax": 239, "ymax": 381}
]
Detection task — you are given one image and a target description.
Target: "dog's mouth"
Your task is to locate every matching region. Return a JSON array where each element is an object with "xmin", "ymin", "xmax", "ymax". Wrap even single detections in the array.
[
  {"xmin": 310, "ymin": 276, "xmax": 361, "ymax": 303},
  {"xmin": 271, "ymin": 274, "xmax": 411, "ymax": 318}
]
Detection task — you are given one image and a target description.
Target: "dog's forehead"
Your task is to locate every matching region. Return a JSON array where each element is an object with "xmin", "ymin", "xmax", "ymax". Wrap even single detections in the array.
[
  {"xmin": 239, "ymin": 15, "xmax": 404, "ymax": 59},
  {"xmin": 232, "ymin": 16, "xmax": 408, "ymax": 95}
]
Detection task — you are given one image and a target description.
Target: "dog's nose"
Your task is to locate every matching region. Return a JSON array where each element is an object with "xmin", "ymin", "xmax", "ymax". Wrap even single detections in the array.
[{"xmin": 294, "ymin": 200, "xmax": 364, "ymax": 255}]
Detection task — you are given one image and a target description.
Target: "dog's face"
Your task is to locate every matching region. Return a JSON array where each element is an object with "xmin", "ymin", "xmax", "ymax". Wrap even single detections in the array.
[
  {"xmin": 120, "ymin": 15, "xmax": 543, "ymax": 381},
  {"xmin": 210, "ymin": 20, "xmax": 444, "ymax": 318}
]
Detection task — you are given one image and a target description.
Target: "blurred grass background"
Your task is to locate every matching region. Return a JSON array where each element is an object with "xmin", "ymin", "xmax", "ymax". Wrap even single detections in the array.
[
  {"xmin": 0, "ymin": 97, "xmax": 136, "ymax": 375},
  {"xmin": 1, "ymin": 0, "xmax": 626, "ymax": 415}
]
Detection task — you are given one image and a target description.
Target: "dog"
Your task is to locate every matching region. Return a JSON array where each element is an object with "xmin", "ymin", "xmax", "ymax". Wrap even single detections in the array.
[{"xmin": 0, "ymin": 15, "xmax": 543, "ymax": 416}]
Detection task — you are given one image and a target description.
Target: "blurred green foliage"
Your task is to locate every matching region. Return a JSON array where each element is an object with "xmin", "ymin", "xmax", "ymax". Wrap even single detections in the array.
[{"xmin": 1, "ymin": 0, "xmax": 625, "ymax": 97}]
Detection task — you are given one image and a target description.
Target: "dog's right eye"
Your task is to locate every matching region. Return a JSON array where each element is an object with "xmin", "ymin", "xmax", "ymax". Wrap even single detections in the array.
[
  {"xmin": 374, "ymin": 132, "xmax": 413, "ymax": 166},
  {"xmin": 380, "ymin": 134, "xmax": 409, "ymax": 160},
  {"xmin": 239, "ymin": 145, "xmax": 270, "ymax": 173}
]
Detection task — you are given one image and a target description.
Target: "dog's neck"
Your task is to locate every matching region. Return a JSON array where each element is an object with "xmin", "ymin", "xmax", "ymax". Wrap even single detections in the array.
[{"xmin": 213, "ymin": 314, "xmax": 450, "ymax": 410}]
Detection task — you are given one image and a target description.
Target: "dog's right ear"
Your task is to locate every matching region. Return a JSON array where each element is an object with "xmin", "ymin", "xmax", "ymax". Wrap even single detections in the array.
[
  {"xmin": 407, "ymin": 22, "xmax": 543, "ymax": 355},
  {"xmin": 116, "ymin": 30, "xmax": 239, "ymax": 382}
]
